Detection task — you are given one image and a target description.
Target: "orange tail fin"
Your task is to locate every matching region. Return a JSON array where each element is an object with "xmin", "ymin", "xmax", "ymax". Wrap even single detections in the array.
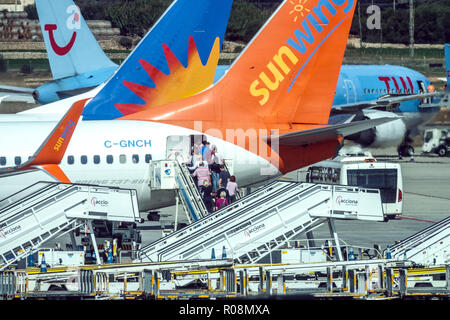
[{"xmin": 221, "ymin": 0, "xmax": 356, "ymax": 124}]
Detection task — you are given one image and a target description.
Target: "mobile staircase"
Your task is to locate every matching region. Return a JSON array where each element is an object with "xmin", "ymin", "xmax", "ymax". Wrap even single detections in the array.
[
  {"xmin": 149, "ymin": 160, "xmax": 237, "ymax": 224},
  {"xmin": 388, "ymin": 216, "xmax": 450, "ymax": 266},
  {"xmin": 0, "ymin": 182, "xmax": 141, "ymax": 270},
  {"xmin": 136, "ymin": 180, "xmax": 385, "ymax": 264},
  {"xmin": 150, "ymin": 160, "xmax": 208, "ymax": 223}
]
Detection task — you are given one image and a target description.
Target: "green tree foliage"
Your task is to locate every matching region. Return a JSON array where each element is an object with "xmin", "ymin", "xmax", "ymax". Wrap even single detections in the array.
[
  {"xmin": 226, "ymin": 1, "xmax": 274, "ymax": 43},
  {"xmin": 352, "ymin": 0, "xmax": 450, "ymax": 45},
  {"xmin": 22, "ymin": 0, "xmax": 449, "ymax": 45}
]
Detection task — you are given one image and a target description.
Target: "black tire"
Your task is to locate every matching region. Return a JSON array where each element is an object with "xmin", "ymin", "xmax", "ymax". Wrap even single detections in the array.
[
  {"xmin": 147, "ymin": 212, "xmax": 160, "ymax": 221},
  {"xmin": 438, "ymin": 146, "xmax": 447, "ymax": 157}
]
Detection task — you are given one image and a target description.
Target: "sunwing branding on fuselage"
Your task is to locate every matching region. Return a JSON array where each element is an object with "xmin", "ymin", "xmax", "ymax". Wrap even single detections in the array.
[
  {"xmin": 54, "ymin": 120, "xmax": 76, "ymax": 151},
  {"xmin": 250, "ymin": 0, "xmax": 354, "ymax": 106}
]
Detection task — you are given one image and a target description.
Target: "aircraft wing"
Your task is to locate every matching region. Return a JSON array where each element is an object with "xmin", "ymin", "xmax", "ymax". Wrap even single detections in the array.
[
  {"xmin": 0, "ymin": 92, "xmax": 36, "ymax": 104},
  {"xmin": 264, "ymin": 117, "xmax": 396, "ymax": 146},
  {"xmin": 332, "ymin": 92, "xmax": 445, "ymax": 114},
  {"xmin": 0, "ymin": 84, "xmax": 35, "ymax": 94}
]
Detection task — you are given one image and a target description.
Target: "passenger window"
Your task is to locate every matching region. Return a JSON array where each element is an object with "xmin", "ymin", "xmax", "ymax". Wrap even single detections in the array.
[
  {"xmin": 0, "ymin": 157, "xmax": 6, "ymax": 166},
  {"xmin": 145, "ymin": 154, "xmax": 152, "ymax": 163},
  {"xmin": 93, "ymin": 155, "xmax": 100, "ymax": 164},
  {"xmin": 15, "ymin": 156, "xmax": 21, "ymax": 165},
  {"xmin": 132, "ymin": 154, "xmax": 139, "ymax": 164},
  {"xmin": 67, "ymin": 155, "xmax": 74, "ymax": 165},
  {"xmin": 107, "ymin": 155, "xmax": 113, "ymax": 164},
  {"xmin": 81, "ymin": 155, "xmax": 88, "ymax": 165},
  {"xmin": 119, "ymin": 154, "xmax": 126, "ymax": 164}
]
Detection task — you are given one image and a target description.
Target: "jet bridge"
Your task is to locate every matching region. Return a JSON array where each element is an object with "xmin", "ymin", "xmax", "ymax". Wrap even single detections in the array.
[
  {"xmin": 0, "ymin": 182, "xmax": 140, "ymax": 270},
  {"xmin": 388, "ymin": 216, "xmax": 450, "ymax": 266},
  {"xmin": 136, "ymin": 180, "xmax": 385, "ymax": 264}
]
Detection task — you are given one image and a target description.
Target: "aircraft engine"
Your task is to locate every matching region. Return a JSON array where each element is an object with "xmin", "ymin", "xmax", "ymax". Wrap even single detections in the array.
[{"xmin": 346, "ymin": 110, "xmax": 406, "ymax": 148}]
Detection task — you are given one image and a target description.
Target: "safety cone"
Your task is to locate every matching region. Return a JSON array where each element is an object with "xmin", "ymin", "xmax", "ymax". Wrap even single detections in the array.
[
  {"xmin": 386, "ymin": 245, "xmax": 392, "ymax": 259},
  {"xmin": 211, "ymin": 248, "xmax": 216, "ymax": 260},
  {"xmin": 221, "ymin": 246, "xmax": 227, "ymax": 259},
  {"xmin": 348, "ymin": 246, "xmax": 355, "ymax": 261},
  {"xmin": 28, "ymin": 253, "xmax": 34, "ymax": 268},
  {"xmin": 40, "ymin": 253, "xmax": 47, "ymax": 273}
]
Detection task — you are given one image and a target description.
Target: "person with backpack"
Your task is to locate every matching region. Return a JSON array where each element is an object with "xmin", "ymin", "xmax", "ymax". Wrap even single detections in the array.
[
  {"xmin": 215, "ymin": 191, "xmax": 229, "ymax": 210},
  {"xmin": 200, "ymin": 180, "xmax": 214, "ymax": 213}
]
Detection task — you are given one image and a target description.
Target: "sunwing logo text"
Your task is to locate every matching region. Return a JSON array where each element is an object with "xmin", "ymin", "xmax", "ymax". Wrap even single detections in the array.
[
  {"xmin": 54, "ymin": 120, "xmax": 76, "ymax": 152},
  {"xmin": 250, "ymin": 0, "xmax": 354, "ymax": 106}
]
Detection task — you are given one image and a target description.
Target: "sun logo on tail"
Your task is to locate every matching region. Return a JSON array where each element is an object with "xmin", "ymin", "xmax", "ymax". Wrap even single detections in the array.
[
  {"xmin": 115, "ymin": 36, "xmax": 221, "ymax": 117},
  {"xmin": 289, "ymin": 0, "xmax": 310, "ymax": 22}
]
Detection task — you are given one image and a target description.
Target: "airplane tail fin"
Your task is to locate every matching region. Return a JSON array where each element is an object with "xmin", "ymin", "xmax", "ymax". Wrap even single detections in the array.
[
  {"xmin": 81, "ymin": 0, "xmax": 234, "ymax": 121},
  {"xmin": 220, "ymin": 0, "xmax": 356, "ymax": 124},
  {"xmin": 445, "ymin": 44, "xmax": 450, "ymax": 92},
  {"xmin": 36, "ymin": 0, "xmax": 117, "ymax": 80},
  {"xmin": 123, "ymin": 0, "xmax": 356, "ymax": 126}
]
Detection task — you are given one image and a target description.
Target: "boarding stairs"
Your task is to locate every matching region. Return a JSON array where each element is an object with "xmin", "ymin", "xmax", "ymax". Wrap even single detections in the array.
[
  {"xmin": 388, "ymin": 216, "xmax": 450, "ymax": 266},
  {"xmin": 175, "ymin": 161, "xmax": 208, "ymax": 222},
  {"xmin": 0, "ymin": 182, "xmax": 140, "ymax": 270},
  {"xmin": 149, "ymin": 160, "xmax": 208, "ymax": 223},
  {"xmin": 136, "ymin": 180, "xmax": 385, "ymax": 264}
]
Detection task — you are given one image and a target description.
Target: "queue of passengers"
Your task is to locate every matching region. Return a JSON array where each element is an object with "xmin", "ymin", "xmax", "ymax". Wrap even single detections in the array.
[{"xmin": 188, "ymin": 141, "xmax": 239, "ymax": 213}]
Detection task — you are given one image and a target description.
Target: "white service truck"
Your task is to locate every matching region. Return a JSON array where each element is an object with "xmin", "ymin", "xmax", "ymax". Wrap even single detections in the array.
[{"xmin": 422, "ymin": 128, "xmax": 450, "ymax": 156}]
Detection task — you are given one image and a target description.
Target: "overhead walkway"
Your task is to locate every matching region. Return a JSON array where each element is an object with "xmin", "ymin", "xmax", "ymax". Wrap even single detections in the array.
[
  {"xmin": 136, "ymin": 180, "xmax": 385, "ymax": 264},
  {"xmin": 0, "ymin": 182, "xmax": 140, "ymax": 270},
  {"xmin": 388, "ymin": 216, "xmax": 450, "ymax": 265}
]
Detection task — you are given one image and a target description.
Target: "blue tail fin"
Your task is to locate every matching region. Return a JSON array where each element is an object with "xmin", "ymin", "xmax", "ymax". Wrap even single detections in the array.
[
  {"xmin": 445, "ymin": 44, "xmax": 450, "ymax": 92},
  {"xmin": 81, "ymin": 0, "xmax": 234, "ymax": 121},
  {"xmin": 36, "ymin": 0, "xmax": 117, "ymax": 80}
]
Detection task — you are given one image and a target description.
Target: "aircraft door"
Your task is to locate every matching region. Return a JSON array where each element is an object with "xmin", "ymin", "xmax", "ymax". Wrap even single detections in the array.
[
  {"xmin": 344, "ymin": 79, "xmax": 357, "ymax": 103},
  {"xmin": 166, "ymin": 135, "xmax": 191, "ymax": 163},
  {"xmin": 418, "ymin": 80, "xmax": 431, "ymax": 104}
]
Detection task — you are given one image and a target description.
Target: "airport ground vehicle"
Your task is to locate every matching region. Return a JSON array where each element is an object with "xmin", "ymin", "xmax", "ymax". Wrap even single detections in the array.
[
  {"xmin": 422, "ymin": 128, "xmax": 450, "ymax": 157},
  {"xmin": 306, "ymin": 156, "xmax": 403, "ymax": 218}
]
